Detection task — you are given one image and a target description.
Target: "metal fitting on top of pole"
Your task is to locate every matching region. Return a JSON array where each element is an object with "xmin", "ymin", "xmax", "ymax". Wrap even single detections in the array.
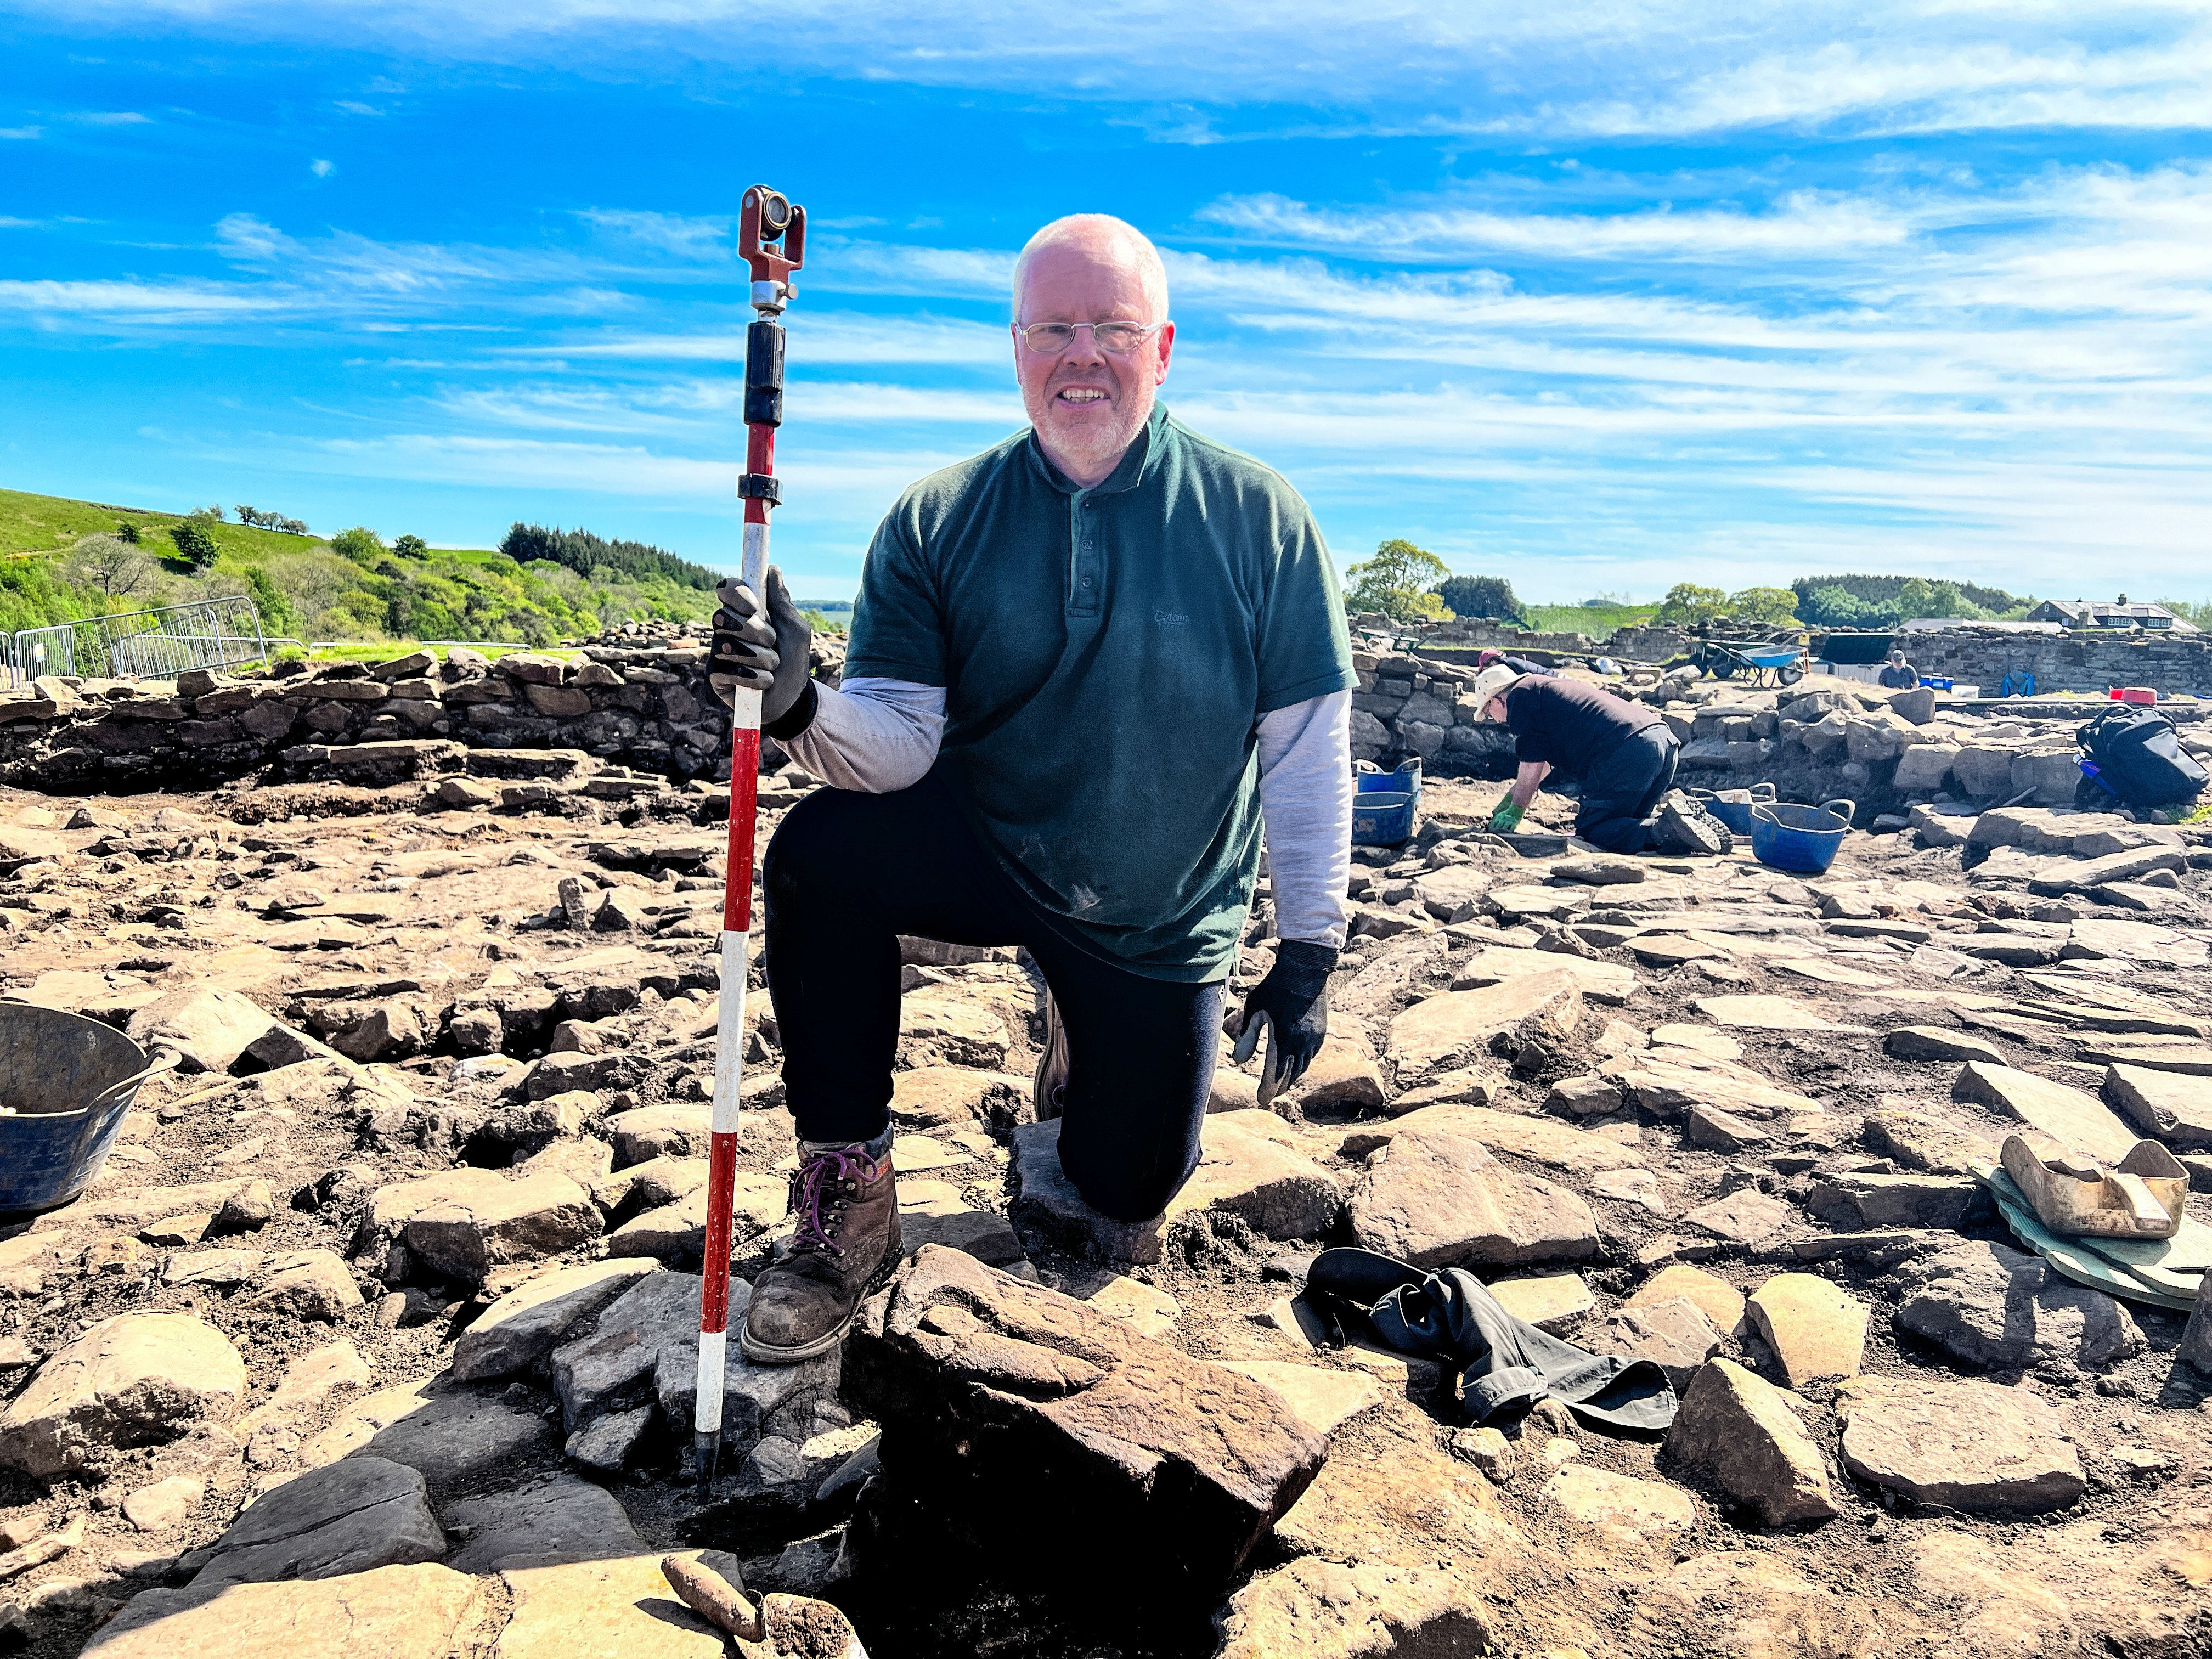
[{"xmin": 695, "ymin": 183, "xmax": 806, "ymax": 1493}]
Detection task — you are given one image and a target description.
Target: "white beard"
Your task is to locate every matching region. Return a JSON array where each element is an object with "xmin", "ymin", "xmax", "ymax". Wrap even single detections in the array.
[{"xmin": 1026, "ymin": 378, "xmax": 1155, "ymax": 479}]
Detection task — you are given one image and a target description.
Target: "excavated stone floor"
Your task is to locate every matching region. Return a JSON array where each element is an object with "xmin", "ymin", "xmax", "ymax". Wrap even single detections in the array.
[{"xmin": 0, "ymin": 766, "xmax": 2207, "ymax": 1659}]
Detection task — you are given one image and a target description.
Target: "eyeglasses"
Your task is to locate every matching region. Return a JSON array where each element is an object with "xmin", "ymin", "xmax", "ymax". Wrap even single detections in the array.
[{"xmin": 1013, "ymin": 319, "xmax": 1164, "ymax": 355}]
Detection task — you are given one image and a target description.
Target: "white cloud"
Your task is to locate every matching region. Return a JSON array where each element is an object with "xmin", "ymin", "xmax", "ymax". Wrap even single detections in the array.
[
  {"xmin": 309, "ymin": 157, "xmax": 334, "ymax": 177},
  {"xmin": 1528, "ymin": 34, "xmax": 2212, "ymax": 140},
  {"xmin": 500, "ymin": 312, "xmax": 1007, "ymax": 365},
  {"xmin": 24, "ymin": 155, "xmax": 2212, "ymax": 589},
  {"xmin": 263, "ymin": 431, "xmax": 977, "ymax": 543},
  {"xmin": 308, "ymin": 431, "xmax": 733, "ymax": 494},
  {"xmin": 0, "ymin": 127, "xmax": 42, "ymax": 139},
  {"xmin": 574, "ymin": 207, "xmax": 729, "ymax": 259},
  {"xmin": 19, "ymin": 1, "xmax": 2212, "ymax": 141},
  {"xmin": 804, "ymin": 238, "xmax": 1017, "ymax": 301},
  {"xmin": 431, "ymin": 376, "xmax": 1022, "ymax": 434},
  {"xmin": 0, "ymin": 277, "xmax": 284, "ymax": 320},
  {"xmin": 1194, "ymin": 190, "xmax": 1916, "ymax": 262},
  {"xmin": 16, "ymin": 4, "xmax": 2212, "ymax": 591}
]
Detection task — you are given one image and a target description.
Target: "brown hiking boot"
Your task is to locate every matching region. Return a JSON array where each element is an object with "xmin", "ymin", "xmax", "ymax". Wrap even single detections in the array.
[
  {"xmin": 1031, "ymin": 990, "xmax": 1068, "ymax": 1121},
  {"xmin": 738, "ymin": 1146, "xmax": 901, "ymax": 1364}
]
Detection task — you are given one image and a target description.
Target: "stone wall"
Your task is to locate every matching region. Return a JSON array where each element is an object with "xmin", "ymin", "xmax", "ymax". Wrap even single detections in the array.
[
  {"xmin": 1350, "ymin": 649, "xmax": 1514, "ymax": 772},
  {"xmin": 1871, "ymin": 627, "xmax": 2212, "ymax": 698},
  {"xmin": 1391, "ymin": 612, "xmax": 2212, "ymax": 698},
  {"xmin": 1409, "ymin": 622, "xmax": 1607, "ymax": 655},
  {"xmin": 1602, "ymin": 624, "xmax": 1701, "ymax": 662},
  {"xmin": 8, "ymin": 628, "xmax": 2207, "ymax": 824},
  {"xmin": 1353, "ymin": 645, "xmax": 2212, "ymax": 820},
  {"xmin": 0, "ymin": 635, "xmax": 844, "ymax": 796}
]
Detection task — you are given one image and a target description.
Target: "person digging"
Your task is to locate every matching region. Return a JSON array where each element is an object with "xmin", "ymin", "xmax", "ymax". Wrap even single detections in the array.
[
  {"xmin": 1471, "ymin": 664, "xmax": 1731, "ymax": 855},
  {"xmin": 708, "ymin": 213, "xmax": 1357, "ymax": 1364}
]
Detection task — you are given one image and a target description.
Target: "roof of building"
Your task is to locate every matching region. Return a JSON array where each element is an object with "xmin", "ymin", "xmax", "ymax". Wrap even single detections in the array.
[{"xmin": 2025, "ymin": 599, "xmax": 2197, "ymax": 630}]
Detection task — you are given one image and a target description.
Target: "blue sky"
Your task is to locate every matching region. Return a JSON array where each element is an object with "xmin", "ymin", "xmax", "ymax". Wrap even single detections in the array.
[{"xmin": 4, "ymin": 3, "xmax": 2211, "ymax": 604}]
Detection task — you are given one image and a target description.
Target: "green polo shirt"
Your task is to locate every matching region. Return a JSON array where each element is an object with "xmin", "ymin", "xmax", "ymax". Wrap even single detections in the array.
[{"xmin": 844, "ymin": 402, "xmax": 1355, "ymax": 981}]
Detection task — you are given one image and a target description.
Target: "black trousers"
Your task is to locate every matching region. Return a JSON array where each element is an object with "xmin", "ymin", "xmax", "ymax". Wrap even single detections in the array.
[
  {"xmin": 1573, "ymin": 727, "xmax": 1680, "ymax": 853},
  {"xmin": 763, "ymin": 771, "xmax": 1222, "ymax": 1223}
]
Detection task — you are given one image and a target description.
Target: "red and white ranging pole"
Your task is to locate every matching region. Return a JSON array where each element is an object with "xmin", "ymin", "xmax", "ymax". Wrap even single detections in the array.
[{"xmin": 696, "ymin": 184, "xmax": 806, "ymax": 1491}]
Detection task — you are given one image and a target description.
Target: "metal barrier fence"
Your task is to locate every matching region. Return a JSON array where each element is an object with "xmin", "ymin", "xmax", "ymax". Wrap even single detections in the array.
[{"xmin": 6, "ymin": 596, "xmax": 269, "ymax": 689}]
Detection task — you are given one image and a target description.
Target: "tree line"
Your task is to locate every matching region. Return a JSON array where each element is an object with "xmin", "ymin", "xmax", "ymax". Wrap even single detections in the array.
[
  {"xmin": 500, "ymin": 523, "xmax": 720, "ymax": 592},
  {"xmin": 1341, "ymin": 538, "xmax": 2055, "ymax": 632}
]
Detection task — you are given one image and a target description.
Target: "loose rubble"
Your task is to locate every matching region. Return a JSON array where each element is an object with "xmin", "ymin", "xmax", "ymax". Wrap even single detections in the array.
[{"xmin": 0, "ymin": 650, "xmax": 2208, "ymax": 1657}]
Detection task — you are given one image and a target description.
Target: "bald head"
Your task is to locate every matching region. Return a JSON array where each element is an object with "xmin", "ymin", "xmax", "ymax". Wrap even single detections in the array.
[
  {"xmin": 1009, "ymin": 212, "xmax": 1177, "ymax": 489},
  {"xmin": 1012, "ymin": 214, "xmax": 1169, "ymax": 324}
]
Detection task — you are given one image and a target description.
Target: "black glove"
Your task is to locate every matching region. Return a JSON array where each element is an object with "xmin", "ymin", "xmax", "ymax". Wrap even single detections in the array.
[
  {"xmin": 1231, "ymin": 938, "xmax": 1338, "ymax": 1108},
  {"xmin": 709, "ymin": 566, "xmax": 813, "ymax": 729}
]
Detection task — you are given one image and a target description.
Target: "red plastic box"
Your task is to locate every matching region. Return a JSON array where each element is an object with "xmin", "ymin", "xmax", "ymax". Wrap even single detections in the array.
[{"xmin": 2109, "ymin": 686, "xmax": 2158, "ymax": 705}]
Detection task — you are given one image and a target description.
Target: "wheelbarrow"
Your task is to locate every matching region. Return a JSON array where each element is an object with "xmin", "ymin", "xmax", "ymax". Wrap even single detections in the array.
[
  {"xmin": 1696, "ymin": 641, "xmax": 1807, "ymax": 687},
  {"xmin": 0, "ymin": 1003, "xmax": 179, "ymax": 1217},
  {"xmin": 1749, "ymin": 799, "xmax": 1856, "ymax": 875}
]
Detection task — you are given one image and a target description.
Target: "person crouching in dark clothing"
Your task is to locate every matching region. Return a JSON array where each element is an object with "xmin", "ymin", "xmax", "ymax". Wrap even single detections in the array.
[
  {"xmin": 1476, "ymin": 648, "xmax": 1558, "ymax": 678},
  {"xmin": 1471, "ymin": 667, "xmax": 1726, "ymax": 855},
  {"xmin": 1877, "ymin": 648, "xmax": 1920, "ymax": 690}
]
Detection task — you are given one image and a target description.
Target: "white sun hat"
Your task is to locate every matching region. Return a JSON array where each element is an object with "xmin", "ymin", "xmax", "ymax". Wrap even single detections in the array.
[{"xmin": 1469, "ymin": 665, "xmax": 1521, "ymax": 715}]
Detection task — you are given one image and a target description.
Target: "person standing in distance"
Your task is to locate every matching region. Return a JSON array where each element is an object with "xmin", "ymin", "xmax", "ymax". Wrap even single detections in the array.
[{"xmin": 708, "ymin": 214, "xmax": 1357, "ymax": 1363}]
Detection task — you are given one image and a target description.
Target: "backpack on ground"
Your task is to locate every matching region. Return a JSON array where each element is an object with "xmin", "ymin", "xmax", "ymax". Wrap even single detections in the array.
[{"xmin": 2074, "ymin": 705, "xmax": 2208, "ymax": 809}]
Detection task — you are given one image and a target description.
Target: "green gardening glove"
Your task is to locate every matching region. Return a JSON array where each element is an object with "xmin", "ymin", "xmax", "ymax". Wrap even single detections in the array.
[{"xmin": 1488, "ymin": 797, "xmax": 1526, "ymax": 833}]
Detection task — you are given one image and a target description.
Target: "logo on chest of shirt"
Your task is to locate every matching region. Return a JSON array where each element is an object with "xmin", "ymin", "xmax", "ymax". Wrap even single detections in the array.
[{"xmin": 1153, "ymin": 610, "xmax": 1189, "ymax": 630}]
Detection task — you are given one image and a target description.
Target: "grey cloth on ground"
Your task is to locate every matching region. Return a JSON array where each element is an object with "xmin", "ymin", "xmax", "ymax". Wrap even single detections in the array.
[
  {"xmin": 786, "ymin": 679, "xmax": 1352, "ymax": 950},
  {"xmin": 1304, "ymin": 1247, "xmax": 1678, "ymax": 1433}
]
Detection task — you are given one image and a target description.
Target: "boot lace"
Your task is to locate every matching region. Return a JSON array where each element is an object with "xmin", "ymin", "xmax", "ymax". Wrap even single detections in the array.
[{"xmin": 786, "ymin": 1148, "xmax": 881, "ymax": 1257}]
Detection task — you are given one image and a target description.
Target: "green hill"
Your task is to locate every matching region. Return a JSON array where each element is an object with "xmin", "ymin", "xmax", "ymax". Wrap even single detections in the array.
[{"xmin": 0, "ymin": 488, "xmax": 716, "ymax": 652}]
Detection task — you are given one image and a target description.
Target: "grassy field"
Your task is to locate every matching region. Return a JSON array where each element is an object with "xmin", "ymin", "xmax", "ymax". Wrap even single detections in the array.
[
  {"xmin": 0, "ymin": 487, "xmax": 381, "ymax": 565},
  {"xmin": 1517, "ymin": 602, "xmax": 1662, "ymax": 636},
  {"xmin": 0, "ymin": 485, "xmax": 714, "ymax": 652}
]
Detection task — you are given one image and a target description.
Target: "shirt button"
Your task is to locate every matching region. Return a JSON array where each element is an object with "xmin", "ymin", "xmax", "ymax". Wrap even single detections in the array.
[
  {"xmin": 1081, "ymin": 577, "xmax": 1093, "ymax": 588},
  {"xmin": 1082, "ymin": 541, "xmax": 1094, "ymax": 552}
]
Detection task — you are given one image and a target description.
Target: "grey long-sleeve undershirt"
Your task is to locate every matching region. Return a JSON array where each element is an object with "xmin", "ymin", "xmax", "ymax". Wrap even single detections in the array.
[{"xmin": 783, "ymin": 677, "xmax": 1352, "ymax": 950}]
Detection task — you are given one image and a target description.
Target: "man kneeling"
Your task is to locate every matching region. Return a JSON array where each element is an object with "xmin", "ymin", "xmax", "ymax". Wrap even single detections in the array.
[
  {"xmin": 1472, "ymin": 665, "xmax": 1731, "ymax": 856},
  {"xmin": 708, "ymin": 212, "xmax": 1356, "ymax": 1362}
]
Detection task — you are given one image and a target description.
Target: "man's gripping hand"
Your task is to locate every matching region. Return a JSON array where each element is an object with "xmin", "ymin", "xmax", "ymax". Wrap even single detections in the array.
[
  {"xmin": 1231, "ymin": 939, "xmax": 1338, "ymax": 1108},
  {"xmin": 1487, "ymin": 797, "xmax": 1526, "ymax": 834},
  {"xmin": 709, "ymin": 566, "xmax": 813, "ymax": 725}
]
